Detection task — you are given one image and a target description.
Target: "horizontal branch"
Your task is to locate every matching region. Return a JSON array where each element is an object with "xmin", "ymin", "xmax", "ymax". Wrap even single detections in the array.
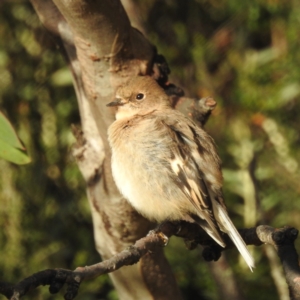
[{"xmin": 1, "ymin": 223, "xmax": 299, "ymax": 300}]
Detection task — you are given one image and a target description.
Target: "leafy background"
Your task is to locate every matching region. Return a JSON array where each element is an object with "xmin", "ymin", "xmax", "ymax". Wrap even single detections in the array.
[{"xmin": 0, "ymin": 0, "xmax": 299, "ymax": 299}]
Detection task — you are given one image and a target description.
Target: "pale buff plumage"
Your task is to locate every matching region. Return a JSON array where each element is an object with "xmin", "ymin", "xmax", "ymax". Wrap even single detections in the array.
[{"xmin": 107, "ymin": 76, "xmax": 254, "ymax": 271}]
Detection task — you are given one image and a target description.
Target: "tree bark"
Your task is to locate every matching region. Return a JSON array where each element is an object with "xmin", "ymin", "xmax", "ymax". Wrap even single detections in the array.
[{"xmin": 30, "ymin": 0, "xmax": 182, "ymax": 299}]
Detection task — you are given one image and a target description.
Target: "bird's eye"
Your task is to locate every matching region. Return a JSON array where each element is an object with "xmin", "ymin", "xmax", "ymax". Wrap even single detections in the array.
[{"xmin": 136, "ymin": 93, "xmax": 144, "ymax": 100}]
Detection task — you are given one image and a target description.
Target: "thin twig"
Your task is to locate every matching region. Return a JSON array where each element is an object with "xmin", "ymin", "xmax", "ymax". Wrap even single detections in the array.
[{"xmin": 1, "ymin": 223, "xmax": 299, "ymax": 300}]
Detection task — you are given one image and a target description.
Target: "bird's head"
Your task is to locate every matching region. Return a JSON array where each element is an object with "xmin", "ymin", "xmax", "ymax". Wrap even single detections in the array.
[{"xmin": 107, "ymin": 76, "xmax": 171, "ymax": 120}]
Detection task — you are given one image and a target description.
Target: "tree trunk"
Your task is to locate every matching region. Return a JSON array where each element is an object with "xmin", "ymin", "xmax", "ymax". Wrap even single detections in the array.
[{"xmin": 30, "ymin": 0, "xmax": 182, "ymax": 299}]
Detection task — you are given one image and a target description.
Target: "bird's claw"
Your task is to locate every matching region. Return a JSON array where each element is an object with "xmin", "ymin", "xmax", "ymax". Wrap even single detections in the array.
[{"xmin": 147, "ymin": 230, "xmax": 169, "ymax": 246}]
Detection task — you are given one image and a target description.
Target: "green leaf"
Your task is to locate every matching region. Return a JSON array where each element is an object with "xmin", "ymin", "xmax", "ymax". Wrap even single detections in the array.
[
  {"xmin": 0, "ymin": 139, "xmax": 31, "ymax": 164},
  {"xmin": 0, "ymin": 111, "xmax": 31, "ymax": 164},
  {"xmin": 0, "ymin": 111, "xmax": 24, "ymax": 149}
]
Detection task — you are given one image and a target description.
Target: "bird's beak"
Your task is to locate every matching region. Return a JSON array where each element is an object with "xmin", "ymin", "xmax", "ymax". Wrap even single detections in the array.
[{"xmin": 106, "ymin": 98, "xmax": 125, "ymax": 107}]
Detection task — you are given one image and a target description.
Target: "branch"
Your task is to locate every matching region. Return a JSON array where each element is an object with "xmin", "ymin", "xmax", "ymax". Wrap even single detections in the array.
[
  {"xmin": 257, "ymin": 226, "xmax": 300, "ymax": 300},
  {"xmin": 172, "ymin": 96, "xmax": 217, "ymax": 127},
  {"xmin": 28, "ymin": 1, "xmax": 205, "ymax": 299},
  {"xmin": 1, "ymin": 224, "xmax": 299, "ymax": 300}
]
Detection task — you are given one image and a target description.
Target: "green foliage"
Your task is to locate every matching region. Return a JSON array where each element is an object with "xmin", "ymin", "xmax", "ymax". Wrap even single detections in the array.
[
  {"xmin": 0, "ymin": 111, "xmax": 30, "ymax": 164},
  {"xmin": 1, "ymin": 0, "xmax": 299, "ymax": 299}
]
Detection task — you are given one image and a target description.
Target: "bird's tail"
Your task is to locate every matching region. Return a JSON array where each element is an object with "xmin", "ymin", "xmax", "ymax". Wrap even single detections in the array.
[{"xmin": 213, "ymin": 201, "xmax": 255, "ymax": 271}]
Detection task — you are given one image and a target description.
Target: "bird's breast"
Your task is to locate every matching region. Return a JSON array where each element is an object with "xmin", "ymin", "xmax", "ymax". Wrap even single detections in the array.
[{"xmin": 108, "ymin": 118, "xmax": 187, "ymax": 222}]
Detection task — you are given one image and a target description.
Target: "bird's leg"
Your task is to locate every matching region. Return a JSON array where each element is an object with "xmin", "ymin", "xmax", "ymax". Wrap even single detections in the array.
[
  {"xmin": 147, "ymin": 227, "xmax": 169, "ymax": 246},
  {"xmin": 146, "ymin": 229, "xmax": 169, "ymax": 246}
]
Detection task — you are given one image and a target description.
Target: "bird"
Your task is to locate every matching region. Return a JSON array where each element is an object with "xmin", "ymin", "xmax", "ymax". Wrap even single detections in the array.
[{"xmin": 107, "ymin": 76, "xmax": 254, "ymax": 271}]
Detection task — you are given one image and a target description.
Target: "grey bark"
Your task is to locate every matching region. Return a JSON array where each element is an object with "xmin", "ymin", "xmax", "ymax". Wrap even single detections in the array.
[{"xmin": 30, "ymin": 0, "xmax": 182, "ymax": 299}]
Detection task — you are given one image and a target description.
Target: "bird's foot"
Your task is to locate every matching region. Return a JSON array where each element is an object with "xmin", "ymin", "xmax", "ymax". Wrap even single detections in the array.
[{"xmin": 147, "ymin": 230, "xmax": 169, "ymax": 246}]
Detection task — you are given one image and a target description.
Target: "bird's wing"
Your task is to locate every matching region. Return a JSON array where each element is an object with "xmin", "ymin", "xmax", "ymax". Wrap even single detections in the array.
[
  {"xmin": 161, "ymin": 115, "xmax": 226, "ymax": 247},
  {"xmin": 160, "ymin": 112, "xmax": 254, "ymax": 270}
]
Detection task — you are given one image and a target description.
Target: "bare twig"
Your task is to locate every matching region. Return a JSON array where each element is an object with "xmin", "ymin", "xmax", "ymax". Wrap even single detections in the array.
[
  {"xmin": 257, "ymin": 226, "xmax": 300, "ymax": 300},
  {"xmin": 1, "ymin": 223, "xmax": 299, "ymax": 300}
]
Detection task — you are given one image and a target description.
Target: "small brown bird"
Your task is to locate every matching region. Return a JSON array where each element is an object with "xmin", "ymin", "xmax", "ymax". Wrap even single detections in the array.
[{"xmin": 107, "ymin": 76, "xmax": 254, "ymax": 270}]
